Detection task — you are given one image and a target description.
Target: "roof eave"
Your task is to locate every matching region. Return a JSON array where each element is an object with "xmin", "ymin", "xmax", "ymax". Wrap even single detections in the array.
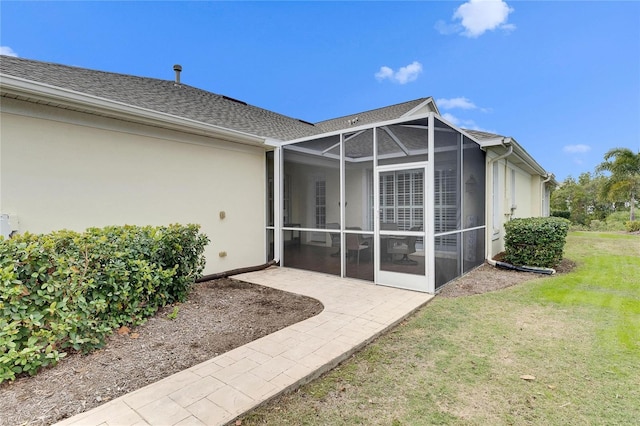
[
  {"xmin": 0, "ymin": 74, "xmax": 266, "ymax": 147},
  {"xmin": 481, "ymin": 137, "xmax": 551, "ymax": 177}
]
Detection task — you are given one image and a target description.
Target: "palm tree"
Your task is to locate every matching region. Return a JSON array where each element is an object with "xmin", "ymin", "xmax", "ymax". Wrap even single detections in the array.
[{"xmin": 597, "ymin": 148, "xmax": 640, "ymax": 221}]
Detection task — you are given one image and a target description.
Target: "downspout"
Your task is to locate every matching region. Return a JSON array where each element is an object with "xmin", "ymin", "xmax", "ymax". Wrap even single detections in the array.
[
  {"xmin": 541, "ymin": 173, "xmax": 553, "ymax": 217},
  {"xmin": 486, "ymin": 139, "xmax": 513, "ymax": 266}
]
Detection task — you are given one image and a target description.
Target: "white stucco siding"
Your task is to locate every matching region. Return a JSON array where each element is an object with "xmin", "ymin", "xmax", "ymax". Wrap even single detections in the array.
[
  {"xmin": 1, "ymin": 99, "xmax": 266, "ymax": 274},
  {"xmin": 510, "ymin": 167, "xmax": 534, "ymax": 219},
  {"xmin": 486, "ymin": 150, "xmax": 549, "ymax": 258}
]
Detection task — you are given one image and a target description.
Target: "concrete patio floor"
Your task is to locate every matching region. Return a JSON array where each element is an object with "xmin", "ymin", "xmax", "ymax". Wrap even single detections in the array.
[{"xmin": 55, "ymin": 267, "xmax": 433, "ymax": 426}]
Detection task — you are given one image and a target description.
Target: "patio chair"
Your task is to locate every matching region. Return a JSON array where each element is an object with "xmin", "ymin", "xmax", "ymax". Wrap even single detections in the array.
[
  {"xmin": 387, "ymin": 225, "xmax": 421, "ymax": 265},
  {"xmin": 326, "ymin": 222, "xmax": 341, "ymax": 257},
  {"xmin": 345, "ymin": 227, "xmax": 369, "ymax": 265},
  {"xmin": 380, "ymin": 222, "xmax": 398, "ymax": 262}
]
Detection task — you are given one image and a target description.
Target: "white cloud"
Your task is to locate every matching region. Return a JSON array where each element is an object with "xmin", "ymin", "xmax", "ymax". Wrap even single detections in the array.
[
  {"xmin": 563, "ymin": 144, "xmax": 591, "ymax": 154},
  {"xmin": 440, "ymin": 112, "xmax": 493, "ymax": 132},
  {"xmin": 434, "ymin": 20, "xmax": 461, "ymax": 36},
  {"xmin": 0, "ymin": 46, "xmax": 18, "ymax": 57},
  {"xmin": 437, "ymin": 97, "xmax": 477, "ymax": 110},
  {"xmin": 374, "ymin": 66, "xmax": 394, "ymax": 81},
  {"xmin": 441, "ymin": 112, "xmax": 461, "ymax": 126},
  {"xmin": 375, "ymin": 61, "xmax": 423, "ymax": 84},
  {"xmin": 437, "ymin": 0, "xmax": 515, "ymax": 38}
]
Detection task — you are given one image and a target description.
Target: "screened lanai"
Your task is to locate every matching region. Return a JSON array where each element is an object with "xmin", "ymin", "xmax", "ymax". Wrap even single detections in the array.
[{"xmin": 266, "ymin": 113, "xmax": 486, "ymax": 293}]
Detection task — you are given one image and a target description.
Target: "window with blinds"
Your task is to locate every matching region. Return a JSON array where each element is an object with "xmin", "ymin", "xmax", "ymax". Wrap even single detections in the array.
[
  {"xmin": 434, "ymin": 169, "xmax": 459, "ymax": 250},
  {"xmin": 379, "ymin": 170, "xmax": 424, "ymax": 231},
  {"xmin": 315, "ymin": 180, "xmax": 326, "ymax": 228}
]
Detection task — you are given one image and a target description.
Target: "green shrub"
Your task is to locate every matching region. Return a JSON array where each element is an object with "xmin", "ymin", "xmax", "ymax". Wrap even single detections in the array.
[
  {"xmin": 504, "ymin": 217, "xmax": 570, "ymax": 268},
  {"xmin": 551, "ymin": 210, "xmax": 571, "ymax": 220},
  {"xmin": 605, "ymin": 211, "xmax": 634, "ymax": 231},
  {"xmin": 625, "ymin": 221, "xmax": 640, "ymax": 232},
  {"xmin": 0, "ymin": 224, "xmax": 208, "ymax": 382}
]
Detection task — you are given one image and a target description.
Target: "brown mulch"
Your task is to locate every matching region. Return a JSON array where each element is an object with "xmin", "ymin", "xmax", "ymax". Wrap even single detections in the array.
[
  {"xmin": 0, "ymin": 279, "xmax": 323, "ymax": 426},
  {"xmin": 0, "ymin": 259, "xmax": 576, "ymax": 426},
  {"xmin": 438, "ymin": 258, "xmax": 576, "ymax": 298}
]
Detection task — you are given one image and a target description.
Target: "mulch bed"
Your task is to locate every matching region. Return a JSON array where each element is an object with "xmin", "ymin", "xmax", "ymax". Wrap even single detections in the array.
[{"xmin": 0, "ymin": 279, "xmax": 322, "ymax": 426}]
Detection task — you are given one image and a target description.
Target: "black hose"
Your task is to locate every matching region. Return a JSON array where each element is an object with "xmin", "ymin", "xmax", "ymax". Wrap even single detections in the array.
[
  {"xmin": 495, "ymin": 261, "xmax": 555, "ymax": 275},
  {"xmin": 195, "ymin": 259, "xmax": 280, "ymax": 283}
]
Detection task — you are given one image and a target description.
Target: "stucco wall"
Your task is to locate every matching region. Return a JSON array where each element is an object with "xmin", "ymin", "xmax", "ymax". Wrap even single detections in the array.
[
  {"xmin": 487, "ymin": 151, "xmax": 548, "ymax": 258},
  {"xmin": 1, "ymin": 98, "xmax": 266, "ymax": 274}
]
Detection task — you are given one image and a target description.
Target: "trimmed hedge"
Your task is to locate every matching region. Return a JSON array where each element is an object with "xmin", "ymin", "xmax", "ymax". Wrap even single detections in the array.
[
  {"xmin": 504, "ymin": 217, "xmax": 570, "ymax": 268},
  {"xmin": 0, "ymin": 224, "xmax": 208, "ymax": 382},
  {"xmin": 551, "ymin": 210, "xmax": 571, "ymax": 220}
]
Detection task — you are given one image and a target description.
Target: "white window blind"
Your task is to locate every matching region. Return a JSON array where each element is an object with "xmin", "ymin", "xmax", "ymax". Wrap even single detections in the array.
[
  {"xmin": 379, "ymin": 170, "xmax": 424, "ymax": 231},
  {"xmin": 315, "ymin": 180, "xmax": 326, "ymax": 228}
]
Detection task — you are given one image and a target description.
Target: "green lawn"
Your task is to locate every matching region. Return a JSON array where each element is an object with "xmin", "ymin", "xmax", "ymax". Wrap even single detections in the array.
[{"xmin": 242, "ymin": 232, "xmax": 640, "ymax": 425}]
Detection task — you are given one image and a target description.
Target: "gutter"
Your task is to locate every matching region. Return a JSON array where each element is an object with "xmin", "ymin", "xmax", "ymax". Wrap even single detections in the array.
[
  {"xmin": 487, "ymin": 138, "xmax": 513, "ymax": 164},
  {"xmin": 0, "ymin": 74, "xmax": 266, "ymax": 147}
]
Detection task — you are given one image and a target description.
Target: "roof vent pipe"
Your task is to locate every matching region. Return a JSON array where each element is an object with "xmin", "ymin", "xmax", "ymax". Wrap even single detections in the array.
[{"xmin": 173, "ymin": 64, "xmax": 182, "ymax": 84}]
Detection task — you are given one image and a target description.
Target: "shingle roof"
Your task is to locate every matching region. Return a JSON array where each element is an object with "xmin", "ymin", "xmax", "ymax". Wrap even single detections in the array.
[
  {"xmin": 0, "ymin": 56, "xmax": 435, "ymax": 142},
  {"xmin": 314, "ymin": 98, "xmax": 432, "ymax": 133},
  {"xmin": 462, "ymin": 129, "xmax": 503, "ymax": 141},
  {"xmin": 0, "ymin": 56, "xmax": 327, "ymax": 141}
]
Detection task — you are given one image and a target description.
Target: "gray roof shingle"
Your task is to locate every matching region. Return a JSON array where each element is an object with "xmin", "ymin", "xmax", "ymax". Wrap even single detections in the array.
[
  {"xmin": 314, "ymin": 98, "xmax": 430, "ymax": 133},
  {"xmin": 0, "ymin": 56, "xmax": 326, "ymax": 141},
  {"xmin": 462, "ymin": 129, "xmax": 503, "ymax": 141},
  {"xmin": 1, "ymin": 56, "xmax": 438, "ymax": 142}
]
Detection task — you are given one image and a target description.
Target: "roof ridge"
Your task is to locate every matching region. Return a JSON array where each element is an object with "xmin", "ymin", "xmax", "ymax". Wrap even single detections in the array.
[
  {"xmin": 0, "ymin": 55, "xmax": 177, "ymax": 85},
  {"xmin": 314, "ymin": 98, "xmax": 430, "ymax": 125}
]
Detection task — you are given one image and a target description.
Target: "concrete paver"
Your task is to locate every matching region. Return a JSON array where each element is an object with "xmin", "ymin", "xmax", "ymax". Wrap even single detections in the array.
[{"xmin": 54, "ymin": 268, "xmax": 433, "ymax": 426}]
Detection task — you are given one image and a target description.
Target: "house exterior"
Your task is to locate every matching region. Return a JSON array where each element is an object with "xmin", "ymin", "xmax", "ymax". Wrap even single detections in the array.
[{"xmin": 0, "ymin": 56, "xmax": 555, "ymax": 293}]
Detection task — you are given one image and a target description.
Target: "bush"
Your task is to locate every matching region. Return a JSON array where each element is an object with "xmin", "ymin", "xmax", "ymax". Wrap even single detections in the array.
[
  {"xmin": 551, "ymin": 210, "xmax": 571, "ymax": 220},
  {"xmin": 625, "ymin": 221, "xmax": 640, "ymax": 232},
  {"xmin": 504, "ymin": 217, "xmax": 570, "ymax": 268},
  {"xmin": 588, "ymin": 220, "xmax": 606, "ymax": 231},
  {"xmin": 605, "ymin": 211, "xmax": 633, "ymax": 231},
  {"xmin": 0, "ymin": 224, "xmax": 208, "ymax": 382}
]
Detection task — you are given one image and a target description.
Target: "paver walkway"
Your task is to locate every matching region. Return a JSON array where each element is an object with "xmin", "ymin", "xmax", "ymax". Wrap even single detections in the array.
[{"xmin": 55, "ymin": 267, "xmax": 433, "ymax": 426}]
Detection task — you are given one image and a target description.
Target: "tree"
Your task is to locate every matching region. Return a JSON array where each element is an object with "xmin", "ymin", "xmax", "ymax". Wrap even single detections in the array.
[
  {"xmin": 551, "ymin": 173, "xmax": 611, "ymax": 225},
  {"xmin": 597, "ymin": 148, "xmax": 640, "ymax": 221}
]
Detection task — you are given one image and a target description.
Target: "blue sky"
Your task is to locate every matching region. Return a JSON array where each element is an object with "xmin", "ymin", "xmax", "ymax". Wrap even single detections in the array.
[{"xmin": 1, "ymin": 1, "xmax": 638, "ymax": 181}]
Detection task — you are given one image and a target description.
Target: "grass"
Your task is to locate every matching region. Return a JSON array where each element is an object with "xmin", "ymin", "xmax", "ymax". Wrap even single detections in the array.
[{"xmin": 242, "ymin": 232, "xmax": 640, "ymax": 425}]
